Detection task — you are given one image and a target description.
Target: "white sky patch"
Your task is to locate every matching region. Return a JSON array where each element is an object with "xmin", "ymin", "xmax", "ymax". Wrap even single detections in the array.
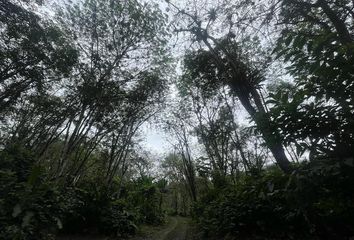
[{"xmin": 140, "ymin": 122, "xmax": 169, "ymax": 154}]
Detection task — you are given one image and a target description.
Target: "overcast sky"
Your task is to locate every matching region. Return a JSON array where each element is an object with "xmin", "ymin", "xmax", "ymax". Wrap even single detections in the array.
[{"xmin": 141, "ymin": 123, "xmax": 169, "ymax": 154}]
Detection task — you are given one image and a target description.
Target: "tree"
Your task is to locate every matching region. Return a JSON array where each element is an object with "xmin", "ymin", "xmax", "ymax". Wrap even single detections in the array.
[
  {"xmin": 0, "ymin": 0, "xmax": 77, "ymax": 112},
  {"xmin": 269, "ymin": 0, "xmax": 354, "ymax": 160},
  {"xmin": 45, "ymin": 0, "xmax": 170, "ymax": 183},
  {"xmin": 161, "ymin": 152, "xmax": 194, "ymax": 214},
  {"xmin": 166, "ymin": 0, "xmax": 293, "ymax": 173},
  {"xmin": 1, "ymin": 0, "xmax": 170, "ymax": 186},
  {"xmin": 164, "ymin": 108, "xmax": 198, "ymax": 201}
]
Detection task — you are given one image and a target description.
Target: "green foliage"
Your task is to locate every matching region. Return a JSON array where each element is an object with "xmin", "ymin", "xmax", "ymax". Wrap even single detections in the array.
[
  {"xmin": 0, "ymin": 145, "xmax": 64, "ymax": 240},
  {"xmin": 60, "ymin": 176, "xmax": 165, "ymax": 237},
  {"xmin": 0, "ymin": 1, "xmax": 78, "ymax": 111},
  {"xmin": 0, "ymin": 144, "xmax": 167, "ymax": 239},
  {"xmin": 272, "ymin": 0, "xmax": 354, "ymax": 159},
  {"xmin": 125, "ymin": 176, "xmax": 165, "ymax": 225},
  {"xmin": 2, "ymin": 0, "xmax": 354, "ymax": 239},
  {"xmin": 61, "ymin": 181, "xmax": 139, "ymax": 237},
  {"xmin": 193, "ymin": 160, "xmax": 354, "ymax": 239}
]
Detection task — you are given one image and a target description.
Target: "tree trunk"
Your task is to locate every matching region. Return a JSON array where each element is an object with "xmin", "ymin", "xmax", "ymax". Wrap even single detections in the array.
[
  {"xmin": 236, "ymin": 89, "xmax": 292, "ymax": 173},
  {"xmin": 200, "ymin": 37, "xmax": 293, "ymax": 173}
]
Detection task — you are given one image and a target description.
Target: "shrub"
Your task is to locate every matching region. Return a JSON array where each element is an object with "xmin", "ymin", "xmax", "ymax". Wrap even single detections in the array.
[
  {"xmin": 193, "ymin": 159, "xmax": 354, "ymax": 239},
  {"xmin": 0, "ymin": 145, "xmax": 64, "ymax": 240},
  {"xmin": 125, "ymin": 176, "xmax": 165, "ymax": 225},
  {"xmin": 61, "ymin": 179, "xmax": 140, "ymax": 237}
]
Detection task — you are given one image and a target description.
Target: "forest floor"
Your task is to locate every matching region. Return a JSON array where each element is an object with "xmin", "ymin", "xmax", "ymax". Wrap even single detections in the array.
[
  {"xmin": 57, "ymin": 216, "xmax": 199, "ymax": 240},
  {"xmin": 130, "ymin": 216, "xmax": 198, "ymax": 240}
]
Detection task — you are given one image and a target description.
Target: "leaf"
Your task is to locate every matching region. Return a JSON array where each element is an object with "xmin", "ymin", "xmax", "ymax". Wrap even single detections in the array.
[
  {"xmin": 295, "ymin": 143, "xmax": 303, "ymax": 157},
  {"xmin": 266, "ymin": 99, "xmax": 278, "ymax": 105},
  {"xmin": 267, "ymin": 181, "xmax": 274, "ymax": 192},
  {"xmin": 55, "ymin": 217, "xmax": 63, "ymax": 229},
  {"xmin": 284, "ymin": 35, "xmax": 293, "ymax": 47},
  {"xmin": 293, "ymin": 35, "xmax": 306, "ymax": 49},
  {"xmin": 12, "ymin": 204, "xmax": 22, "ymax": 217},
  {"xmin": 283, "ymin": 53, "xmax": 292, "ymax": 62},
  {"xmin": 22, "ymin": 211, "xmax": 34, "ymax": 227}
]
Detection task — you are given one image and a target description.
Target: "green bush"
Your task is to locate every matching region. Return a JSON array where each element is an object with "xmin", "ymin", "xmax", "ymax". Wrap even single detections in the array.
[
  {"xmin": 61, "ymin": 180, "xmax": 139, "ymax": 237},
  {"xmin": 0, "ymin": 146, "xmax": 159, "ymax": 239},
  {"xmin": 60, "ymin": 176, "xmax": 166, "ymax": 237},
  {"xmin": 99, "ymin": 200, "xmax": 138, "ymax": 237},
  {"xmin": 0, "ymin": 145, "xmax": 64, "ymax": 240},
  {"xmin": 125, "ymin": 176, "xmax": 165, "ymax": 225},
  {"xmin": 193, "ymin": 160, "xmax": 354, "ymax": 239}
]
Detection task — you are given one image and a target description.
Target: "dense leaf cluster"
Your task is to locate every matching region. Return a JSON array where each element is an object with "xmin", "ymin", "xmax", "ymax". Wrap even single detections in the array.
[{"xmin": 194, "ymin": 160, "xmax": 354, "ymax": 239}]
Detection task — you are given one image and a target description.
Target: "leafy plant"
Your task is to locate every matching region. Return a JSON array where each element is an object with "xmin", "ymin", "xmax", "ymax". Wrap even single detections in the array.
[
  {"xmin": 0, "ymin": 145, "xmax": 64, "ymax": 240},
  {"xmin": 193, "ymin": 160, "xmax": 354, "ymax": 239}
]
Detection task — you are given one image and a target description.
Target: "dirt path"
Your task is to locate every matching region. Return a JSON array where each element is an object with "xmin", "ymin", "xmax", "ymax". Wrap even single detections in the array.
[
  {"xmin": 131, "ymin": 216, "xmax": 192, "ymax": 240},
  {"xmin": 57, "ymin": 216, "xmax": 194, "ymax": 240},
  {"xmin": 163, "ymin": 217, "xmax": 189, "ymax": 240}
]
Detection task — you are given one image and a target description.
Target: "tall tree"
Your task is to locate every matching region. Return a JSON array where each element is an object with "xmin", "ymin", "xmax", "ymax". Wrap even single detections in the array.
[
  {"xmin": 0, "ymin": 0, "xmax": 77, "ymax": 112},
  {"xmin": 167, "ymin": 0, "xmax": 292, "ymax": 172},
  {"xmin": 164, "ymin": 108, "xmax": 198, "ymax": 201},
  {"xmin": 1, "ymin": 0, "xmax": 170, "ymax": 186}
]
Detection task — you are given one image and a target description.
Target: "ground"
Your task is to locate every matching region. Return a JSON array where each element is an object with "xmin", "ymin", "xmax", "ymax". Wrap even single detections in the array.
[
  {"xmin": 57, "ymin": 216, "xmax": 199, "ymax": 240},
  {"xmin": 130, "ymin": 216, "xmax": 195, "ymax": 240}
]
